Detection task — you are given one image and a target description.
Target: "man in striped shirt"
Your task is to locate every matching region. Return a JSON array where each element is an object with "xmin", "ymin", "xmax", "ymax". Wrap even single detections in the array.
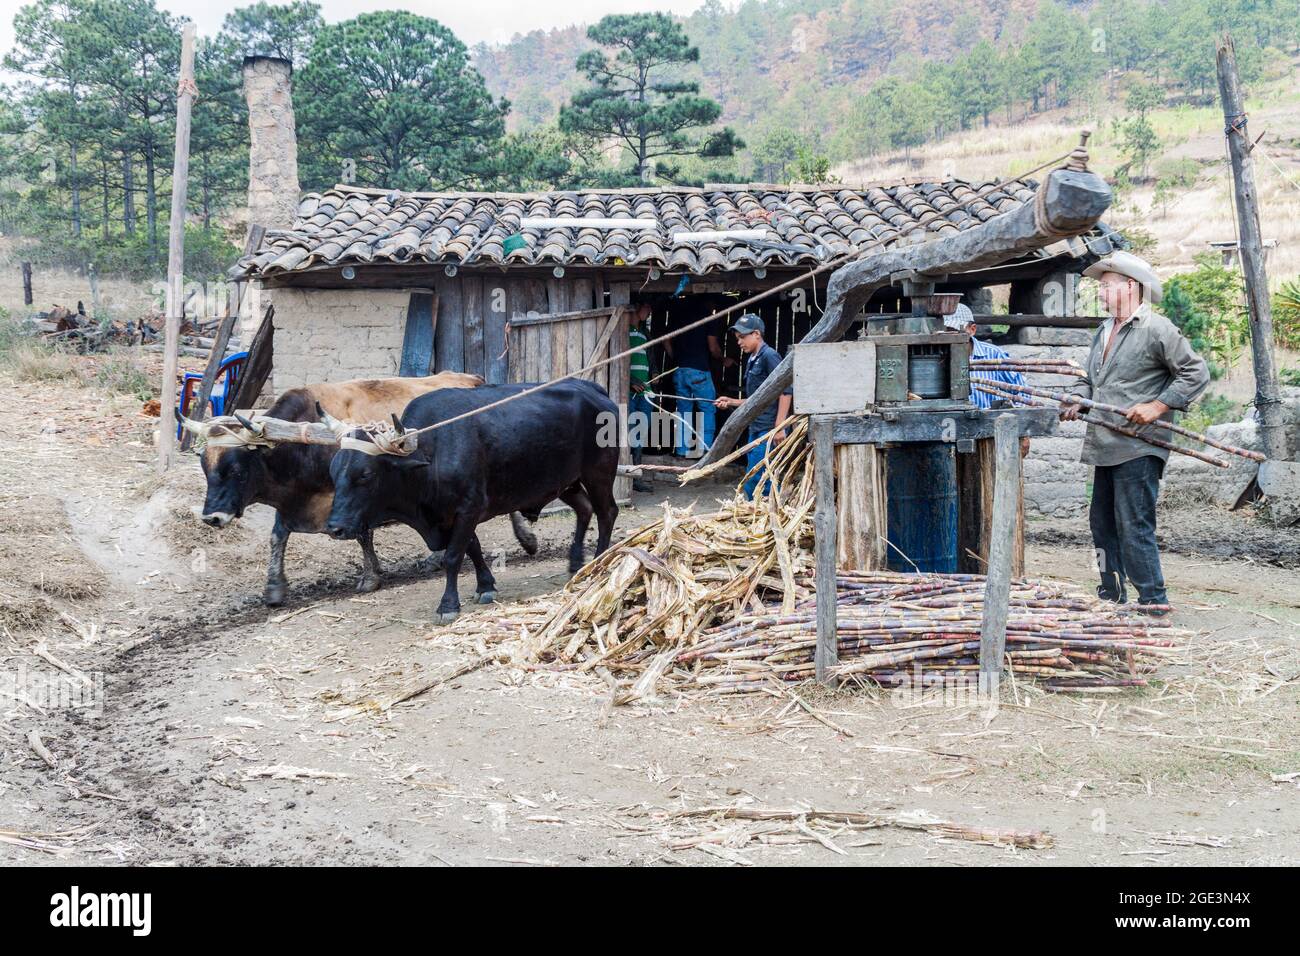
[
  {"xmin": 944, "ymin": 304, "xmax": 1026, "ymax": 409},
  {"xmin": 945, "ymin": 303, "xmax": 1031, "ymax": 456}
]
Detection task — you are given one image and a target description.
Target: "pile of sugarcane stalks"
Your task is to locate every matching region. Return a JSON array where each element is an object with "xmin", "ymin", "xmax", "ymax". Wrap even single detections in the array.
[
  {"xmin": 519, "ymin": 416, "xmax": 817, "ymax": 680},
  {"xmin": 677, "ymin": 571, "xmax": 1181, "ymax": 695},
  {"xmin": 485, "ymin": 413, "xmax": 1182, "ymax": 702}
]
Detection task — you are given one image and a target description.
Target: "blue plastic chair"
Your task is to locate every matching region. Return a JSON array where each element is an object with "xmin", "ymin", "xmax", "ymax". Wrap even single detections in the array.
[{"xmin": 177, "ymin": 351, "xmax": 249, "ymax": 438}]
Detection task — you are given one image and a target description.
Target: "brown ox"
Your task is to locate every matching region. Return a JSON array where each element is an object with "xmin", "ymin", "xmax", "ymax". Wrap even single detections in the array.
[{"xmin": 192, "ymin": 372, "xmax": 537, "ymax": 605}]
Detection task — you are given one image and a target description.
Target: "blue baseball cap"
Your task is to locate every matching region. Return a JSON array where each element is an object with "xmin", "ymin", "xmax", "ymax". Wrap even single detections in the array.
[{"xmin": 729, "ymin": 313, "xmax": 764, "ymax": 335}]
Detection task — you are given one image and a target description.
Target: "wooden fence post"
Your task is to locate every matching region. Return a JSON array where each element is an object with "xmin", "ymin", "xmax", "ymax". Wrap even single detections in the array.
[
  {"xmin": 21, "ymin": 262, "xmax": 33, "ymax": 306},
  {"xmin": 978, "ymin": 413, "xmax": 1019, "ymax": 696},
  {"xmin": 1216, "ymin": 34, "xmax": 1286, "ymax": 463},
  {"xmin": 157, "ymin": 22, "xmax": 197, "ymax": 474},
  {"xmin": 813, "ymin": 416, "xmax": 838, "ymax": 684}
]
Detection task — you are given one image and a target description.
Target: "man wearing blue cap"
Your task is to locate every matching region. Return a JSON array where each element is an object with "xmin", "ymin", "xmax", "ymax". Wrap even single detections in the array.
[{"xmin": 715, "ymin": 313, "xmax": 792, "ymax": 500}]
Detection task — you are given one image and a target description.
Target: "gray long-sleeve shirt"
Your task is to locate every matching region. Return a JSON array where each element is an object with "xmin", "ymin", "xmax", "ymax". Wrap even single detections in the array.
[{"xmin": 1068, "ymin": 303, "xmax": 1210, "ymax": 467}]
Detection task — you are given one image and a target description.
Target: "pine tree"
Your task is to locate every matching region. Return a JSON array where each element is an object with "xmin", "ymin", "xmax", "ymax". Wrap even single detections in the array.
[
  {"xmin": 296, "ymin": 11, "xmax": 507, "ymax": 192},
  {"xmin": 558, "ymin": 13, "xmax": 742, "ymax": 186},
  {"xmin": 222, "ymin": 1, "xmax": 323, "ymax": 67}
]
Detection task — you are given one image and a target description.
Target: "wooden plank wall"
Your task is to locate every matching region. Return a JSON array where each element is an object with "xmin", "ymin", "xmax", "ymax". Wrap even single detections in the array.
[
  {"xmin": 431, "ymin": 271, "xmax": 631, "ymax": 501},
  {"xmin": 433, "ymin": 273, "xmax": 632, "ymax": 391}
]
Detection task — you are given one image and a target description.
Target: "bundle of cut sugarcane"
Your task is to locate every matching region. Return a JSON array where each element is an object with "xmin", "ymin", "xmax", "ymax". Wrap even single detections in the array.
[
  {"xmin": 472, "ymin": 413, "xmax": 1182, "ymax": 700},
  {"xmin": 445, "ymin": 412, "xmax": 1181, "ymax": 700},
  {"xmin": 518, "ymin": 416, "xmax": 818, "ymax": 674},
  {"xmin": 975, "ymin": 381, "xmax": 1227, "ymax": 467},
  {"xmin": 995, "ymin": 380, "xmax": 1265, "ymax": 461}
]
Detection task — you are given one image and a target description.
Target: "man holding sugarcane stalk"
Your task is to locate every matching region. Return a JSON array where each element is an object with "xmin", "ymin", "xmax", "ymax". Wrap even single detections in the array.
[
  {"xmin": 1057, "ymin": 251, "xmax": 1210, "ymax": 613},
  {"xmin": 715, "ymin": 313, "xmax": 793, "ymax": 500}
]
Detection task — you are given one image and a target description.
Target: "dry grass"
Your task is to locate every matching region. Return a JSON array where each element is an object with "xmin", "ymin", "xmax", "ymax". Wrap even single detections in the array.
[
  {"xmin": 0, "ymin": 340, "xmax": 81, "ymax": 384},
  {"xmin": 0, "ymin": 494, "xmax": 105, "ymax": 632}
]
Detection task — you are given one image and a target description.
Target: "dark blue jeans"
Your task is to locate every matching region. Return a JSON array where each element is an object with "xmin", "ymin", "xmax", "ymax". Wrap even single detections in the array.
[
  {"xmin": 742, "ymin": 427, "xmax": 771, "ymax": 500},
  {"xmin": 672, "ymin": 367, "xmax": 716, "ymax": 456},
  {"xmin": 1089, "ymin": 455, "xmax": 1167, "ymax": 605}
]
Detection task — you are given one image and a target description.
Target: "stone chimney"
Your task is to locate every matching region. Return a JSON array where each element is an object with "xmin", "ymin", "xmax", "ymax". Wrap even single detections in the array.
[{"xmin": 242, "ymin": 56, "xmax": 300, "ymax": 235}]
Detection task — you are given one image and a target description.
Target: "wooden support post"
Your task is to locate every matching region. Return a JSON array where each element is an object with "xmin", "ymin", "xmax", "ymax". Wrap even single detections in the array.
[
  {"xmin": 157, "ymin": 22, "xmax": 197, "ymax": 474},
  {"xmin": 1216, "ymin": 35, "xmax": 1286, "ymax": 463},
  {"xmin": 835, "ymin": 443, "xmax": 886, "ymax": 571},
  {"xmin": 180, "ymin": 311, "xmax": 238, "ymax": 450},
  {"xmin": 88, "ymin": 264, "xmax": 102, "ymax": 319},
  {"xmin": 978, "ymin": 413, "xmax": 1019, "ymax": 696},
  {"xmin": 21, "ymin": 262, "xmax": 33, "ymax": 306},
  {"xmin": 608, "ymin": 281, "xmax": 632, "ymax": 502},
  {"xmin": 178, "ymin": 226, "xmax": 264, "ymax": 450},
  {"xmin": 958, "ymin": 437, "xmax": 1026, "ymax": 577},
  {"xmin": 813, "ymin": 417, "xmax": 838, "ymax": 684}
]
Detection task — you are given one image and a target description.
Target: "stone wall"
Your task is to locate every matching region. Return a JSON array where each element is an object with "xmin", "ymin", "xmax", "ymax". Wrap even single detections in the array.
[
  {"xmin": 1164, "ymin": 386, "xmax": 1300, "ymax": 505},
  {"xmin": 1002, "ymin": 339, "xmax": 1094, "ymax": 516},
  {"xmin": 269, "ymin": 287, "xmax": 410, "ymax": 391}
]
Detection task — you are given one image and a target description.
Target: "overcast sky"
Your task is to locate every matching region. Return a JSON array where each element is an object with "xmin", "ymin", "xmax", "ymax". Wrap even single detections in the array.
[{"xmin": 0, "ymin": 0, "xmax": 715, "ymax": 65}]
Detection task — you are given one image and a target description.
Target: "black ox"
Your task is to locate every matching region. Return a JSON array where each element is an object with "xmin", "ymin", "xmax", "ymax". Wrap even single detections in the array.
[
  {"xmin": 325, "ymin": 381, "xmax": 620, "ymax": 622},
  {"xmin": 187, "ymin": 372, "xmax": 537, "ymax": 606}
]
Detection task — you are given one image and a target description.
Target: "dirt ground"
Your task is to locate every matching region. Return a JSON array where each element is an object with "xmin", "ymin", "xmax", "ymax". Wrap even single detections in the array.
[{"xmin": 1, "ymin": 367, "xmax": 1298, "ymax": 867}]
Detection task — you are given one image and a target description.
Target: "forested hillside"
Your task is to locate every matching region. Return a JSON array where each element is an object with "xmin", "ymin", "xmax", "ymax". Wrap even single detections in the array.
[
  {"xmin": 1, "ymin": 0, "xmax": 1298, "ymax": 284},
  {"xmin": 476, "ymin": 0, "xmax": 1299, "ymax": 172}
]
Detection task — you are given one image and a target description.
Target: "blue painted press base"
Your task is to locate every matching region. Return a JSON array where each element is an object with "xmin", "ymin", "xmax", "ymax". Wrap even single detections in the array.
[{"xmin": 885, "ymin": 443, "xmax": 959, "ymax": 574}]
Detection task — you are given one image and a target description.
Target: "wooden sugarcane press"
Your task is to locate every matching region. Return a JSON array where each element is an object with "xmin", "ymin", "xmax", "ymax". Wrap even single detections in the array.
[{"xmin": 794, "ymin": 276, "xmax": 1059, "ymax": 580}]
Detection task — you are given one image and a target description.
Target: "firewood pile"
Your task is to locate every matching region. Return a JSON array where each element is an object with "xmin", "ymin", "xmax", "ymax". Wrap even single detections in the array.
[
  {"xmin": 454, "ymin": 416, "xmax": 1182, "ymax": 701},
  {"xmin": 31, "ymin": 303, "xmax": 159, "ymax": 349},
  {"xmin": 27, "ymin": 304, "xmax": 237, "ymax": 360}
]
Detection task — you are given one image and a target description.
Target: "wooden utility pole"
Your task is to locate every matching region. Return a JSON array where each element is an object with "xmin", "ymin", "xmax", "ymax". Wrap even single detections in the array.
[
  {"xmin": 1216, "ymin": 34, "xmax": 1287, "ymax": 463},
  {"xmin": 158, "ymin": 22, "xmax": 197, "ymax": 473}
]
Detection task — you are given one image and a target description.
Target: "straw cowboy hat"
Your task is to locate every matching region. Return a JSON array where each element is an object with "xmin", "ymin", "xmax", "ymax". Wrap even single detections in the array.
[{"xmin": 1083, "ymin": 250, "xmax": 1162, "ymax": 305}]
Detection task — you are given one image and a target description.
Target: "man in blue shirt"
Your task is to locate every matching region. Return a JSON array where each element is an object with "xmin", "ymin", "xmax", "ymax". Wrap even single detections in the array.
[
  {"xmin": 714, "ymin": 314, "xmax": 793, "ymax": 500},
  {"xmin": 945, "ymin": 303, "xmax": 1026, "ymax": 407},
  {"xmin": 947, "ymin": 302, "xmax": 1031, "ymax": 456}
]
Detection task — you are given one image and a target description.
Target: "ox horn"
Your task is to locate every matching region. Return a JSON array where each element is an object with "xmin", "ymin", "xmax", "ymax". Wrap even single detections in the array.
[
  {"xmin": 315, "ymin": 401, "xmax": 349, "ymax": 440},
  {"xmin": 390, "ymin": 413, "xmax": 406, "ymax": 436},
  {"xmin": 233, "ymin": 413, "xmax": 265, "ymax": 436},
  {"xmin": 180, "ymin": 416, "xmax": 212, "ymax": 437}
]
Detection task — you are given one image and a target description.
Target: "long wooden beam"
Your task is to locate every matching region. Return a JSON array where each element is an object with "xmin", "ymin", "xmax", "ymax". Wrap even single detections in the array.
[{"xmin": 697, "ymin": 168, "xmax": 1113, "ymax": 466}]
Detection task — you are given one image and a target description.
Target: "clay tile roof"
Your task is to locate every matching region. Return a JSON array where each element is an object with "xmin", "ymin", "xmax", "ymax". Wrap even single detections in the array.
[{"xmin": 236, "ymin": 177, "xmax": 1093, "ymax": 279}]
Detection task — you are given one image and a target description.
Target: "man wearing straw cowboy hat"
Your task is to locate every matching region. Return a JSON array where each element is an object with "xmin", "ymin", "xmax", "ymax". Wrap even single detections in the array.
[{"xmin": 1059, "ymin": 250, "xmax": 1209, "ymax": 613}]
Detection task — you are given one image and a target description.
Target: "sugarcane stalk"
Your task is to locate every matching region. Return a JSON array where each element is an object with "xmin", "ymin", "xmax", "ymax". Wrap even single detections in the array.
[
  {"xmin": 971, "ymin": 357, "xmax": 1081, "ymax": 368},
  {"xmin": 974, "ymin": 382, "xmax": 1231, "ymax": 469},
  {"xmin": 972, "ymin": 365, "xmax": 1086, "ymax": 377},
  {"xmin": 985, "ymin": 380, "xmax": 1265, "ymax": 462}
]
